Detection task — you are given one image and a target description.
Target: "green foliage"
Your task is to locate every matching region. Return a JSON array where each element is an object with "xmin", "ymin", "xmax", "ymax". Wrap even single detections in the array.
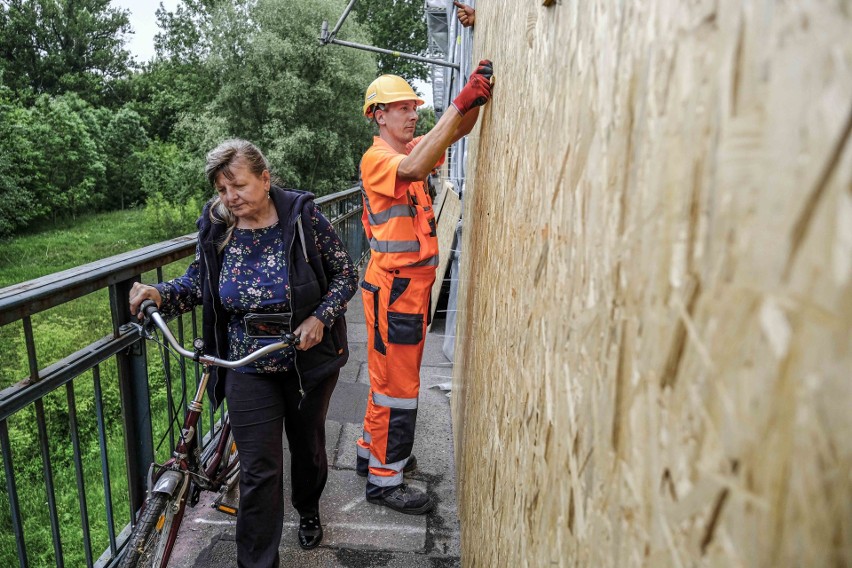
[
  {"xmin": 124, "ymin": 59, "xmax": 215, "ymax": 142},
  {"xmin": 0, "ymin": 0, "xmax": 134, "ymax": 105},
  {"xmin": 0, "ymin": 0, "xmax": 415, "ymax": 235},
  {"xmin": 0, "ymin": 209, "xmax": 187, "ymax": 287},
  {"xmin": 415, "ymin": 105, "xmax": 437, "ymax": 137},
  {"xmin": 102, "ymin": 106, "xmax": 150, "ymax": 209},
  {"xmin": 26, "ymin": 93, "xmax": 107, "ymax": 218},
  {"xmin": 0, "ymin": 85, "xmax": 43, "ymax": 235},
  {"xmin": 161, "ymin": 0, "xmax": 378, "ymax": 194},
  {"xmin": 352, "ymin": 0, "xmax": 429, "ymax": 82},
  {"xmin": 143, "ymin": 192, "xmax": 202, "ymax": 241},
  {"xmin": 137, "ymin": 141, "xmax": 207, "ymax": 204}
]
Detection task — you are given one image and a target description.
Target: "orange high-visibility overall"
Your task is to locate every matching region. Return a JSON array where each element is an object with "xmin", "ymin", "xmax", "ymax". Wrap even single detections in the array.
[{"xmin": 357, "ymin": 136, "xmax": 440, "ymax": 493}]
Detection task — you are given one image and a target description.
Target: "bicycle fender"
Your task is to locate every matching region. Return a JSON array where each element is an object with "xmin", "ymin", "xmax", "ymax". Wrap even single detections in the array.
[{"xmin": 152, "ymin": 470, "xmax": 185, "ymax": 497}]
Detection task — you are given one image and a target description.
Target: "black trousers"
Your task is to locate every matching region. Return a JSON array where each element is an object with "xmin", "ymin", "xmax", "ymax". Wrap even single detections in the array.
[{"xmin": 225, "ymin": 368, "xmax": 338, "ymax": 568}]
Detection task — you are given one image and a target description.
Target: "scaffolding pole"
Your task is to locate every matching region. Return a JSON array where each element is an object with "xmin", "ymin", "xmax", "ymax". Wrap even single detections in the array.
[{"xmin": 319, "ymin": 2, "xmax": 460, "ymax": 71}]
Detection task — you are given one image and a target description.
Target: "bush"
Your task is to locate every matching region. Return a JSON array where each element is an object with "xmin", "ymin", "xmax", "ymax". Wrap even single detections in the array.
[
  {"xmin": 142, "ymin": 192, "xmax": 202, "ymax": 241},
  {"xmin": 138, "ymin": 141, "xmax": 206, "ymax": 204}
]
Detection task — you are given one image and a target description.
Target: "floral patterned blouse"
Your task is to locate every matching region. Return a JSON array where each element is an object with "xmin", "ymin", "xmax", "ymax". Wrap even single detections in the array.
[{"xmin": 154, "ymin": 206, "xmax": 357, "ymax": 374}]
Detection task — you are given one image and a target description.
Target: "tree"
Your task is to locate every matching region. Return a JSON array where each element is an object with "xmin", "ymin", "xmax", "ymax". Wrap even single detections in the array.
[
  {"xmin": 415, "ymin": 105, "xmax": 436, "ymax": 137},
  {"xmin": 352, "ymin": 0, "xmax": 429, "ymax": 83},
  {"xmin": 159, "ymin": 0, "xmax": 378, "ymax": 195},
  {"xmin": 137, "ymin": 140, "xmax": 205, "ymax": 205},
  {"xmin": 26, "ymin": 93, "xmax": 106, "ymax": 218},
  {"xmin": 0, "ymin": 84, "xmax": 41, "ymax": 235},
  {"xmin": 102, "ymin": 107, "xmax": 149, "ymax": 209},
  {"xmin": 0, "ymin": 0, "xmax": 133, "ymax": 105}
]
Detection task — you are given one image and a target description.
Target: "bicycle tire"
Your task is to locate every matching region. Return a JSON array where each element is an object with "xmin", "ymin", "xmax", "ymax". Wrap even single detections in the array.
[{"xmin": 119, "ymin": 492, "xmax": 179, "ymax": 568}]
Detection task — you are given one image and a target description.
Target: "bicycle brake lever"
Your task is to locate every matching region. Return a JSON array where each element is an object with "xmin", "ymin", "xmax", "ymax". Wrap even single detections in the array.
[{"xmin": 128, "ymin": 320, "xmax": 155, "ymax": 340}]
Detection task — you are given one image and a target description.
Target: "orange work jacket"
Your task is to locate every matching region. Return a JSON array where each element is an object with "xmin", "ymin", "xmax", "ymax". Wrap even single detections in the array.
[{"xmin": 359, "ymin": 136, "xmax": 443, "ymax": 272}]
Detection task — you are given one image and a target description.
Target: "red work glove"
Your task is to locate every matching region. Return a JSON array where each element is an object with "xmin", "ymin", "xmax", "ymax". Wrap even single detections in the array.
[{"xmin": 451, "ymin": 59, "xmax": 493, "ymax": 116}]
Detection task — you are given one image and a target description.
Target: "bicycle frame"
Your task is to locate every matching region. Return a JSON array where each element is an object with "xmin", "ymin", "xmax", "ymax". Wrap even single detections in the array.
[{"xmin": 143, "ymin": 367, "xmax": 224, "ymax": 566}]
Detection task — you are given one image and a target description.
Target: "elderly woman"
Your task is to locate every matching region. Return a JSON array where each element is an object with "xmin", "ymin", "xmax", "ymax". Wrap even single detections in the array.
[{"xmin": 129, "ymin": 139, "xmax": 357, "ymax": 566}]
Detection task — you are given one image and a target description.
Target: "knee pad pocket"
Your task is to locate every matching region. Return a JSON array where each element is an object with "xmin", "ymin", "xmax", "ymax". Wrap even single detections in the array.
[{"xmin": 386, "ymin": 407, "xmax": 417, "ymax": 463}]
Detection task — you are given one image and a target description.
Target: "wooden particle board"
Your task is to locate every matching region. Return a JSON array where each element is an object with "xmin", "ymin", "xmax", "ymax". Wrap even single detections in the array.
[{"xmin": 451, "ymin": 1, "xmax": 852, "ymax": 566}]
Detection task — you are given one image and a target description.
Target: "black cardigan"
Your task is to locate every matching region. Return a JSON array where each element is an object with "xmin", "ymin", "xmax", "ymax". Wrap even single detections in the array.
[{"xmin": 196, "ymin": 186, "xmax": 351, "ymax": 408}]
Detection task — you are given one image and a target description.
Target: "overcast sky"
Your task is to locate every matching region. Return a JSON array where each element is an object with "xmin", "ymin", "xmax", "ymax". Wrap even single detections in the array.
[
  {"xmin": 112, "ymin": 0, "xmax": 433, "ymax": 106},
  {"xmin": 112, "ymin": 0, "xmax": 178, "ymax": 62}
]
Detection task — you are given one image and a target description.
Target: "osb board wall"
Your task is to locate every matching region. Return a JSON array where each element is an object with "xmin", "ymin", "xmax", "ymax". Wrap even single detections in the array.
[{"xmin": 452, "ymin": 1, "xmax": 852, "ymax": 566}]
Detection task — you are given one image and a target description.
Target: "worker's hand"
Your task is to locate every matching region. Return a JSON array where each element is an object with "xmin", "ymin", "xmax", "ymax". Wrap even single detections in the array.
[
  {"xmin": 453, "ymin": 2, "xmax": 476, "ymax": 28},
  {"xmin": 129, "ymin": 283, "xmax": 162, "ymax": 320},
  {"xmin": 293, "ymin": 316, "xmax": 324, "ymax": 351},
  {"xmin": 451, "ymin": 59, "xmax": 493, "ymax": 116}
]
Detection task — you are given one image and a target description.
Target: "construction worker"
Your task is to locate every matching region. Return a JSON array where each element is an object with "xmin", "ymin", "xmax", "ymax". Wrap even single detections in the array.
[{"xmin": 356, "ymin": 62, "xmax": 493, "ymax": 514}]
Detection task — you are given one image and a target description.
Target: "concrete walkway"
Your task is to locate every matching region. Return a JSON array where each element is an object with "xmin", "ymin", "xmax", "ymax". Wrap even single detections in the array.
[{"xmin": 168, "ymin": 288, "xmax": 461, "ymax": 567}]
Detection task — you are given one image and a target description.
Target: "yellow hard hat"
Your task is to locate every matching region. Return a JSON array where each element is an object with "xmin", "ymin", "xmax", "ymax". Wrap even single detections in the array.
[{"xmin": 362, "ymin": 75, "xmax": 425, "ymax": 117}]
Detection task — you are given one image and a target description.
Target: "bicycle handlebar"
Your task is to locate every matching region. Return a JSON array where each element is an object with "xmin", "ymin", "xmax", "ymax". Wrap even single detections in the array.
[{"xmin": 138, "ymin": 299, "xmax": 299, "ymax": 369}]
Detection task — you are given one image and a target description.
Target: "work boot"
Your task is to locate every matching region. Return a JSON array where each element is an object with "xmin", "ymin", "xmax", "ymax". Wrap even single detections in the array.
[
  {"xmin": 356, "ymin": 454, "xmax": 418, "ymax": 477},
  {"xmin": 366, "ymin": 484, "xmax": 434, "ymax": 515}
]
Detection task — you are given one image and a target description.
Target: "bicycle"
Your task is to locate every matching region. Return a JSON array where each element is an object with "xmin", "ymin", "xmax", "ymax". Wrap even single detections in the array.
[{"xmin": 119, "ymin": 299, "xmax": 299, "ymax": 568}]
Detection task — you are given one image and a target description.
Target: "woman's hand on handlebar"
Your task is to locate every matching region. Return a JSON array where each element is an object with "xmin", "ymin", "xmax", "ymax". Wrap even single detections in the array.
[
  {"xmin": 129, "ymin": 282, "xmax": 163, "ymax": 320},
  {"xmin": 293, "ymin": 316, "xmax": 324, "ymax": 351}
]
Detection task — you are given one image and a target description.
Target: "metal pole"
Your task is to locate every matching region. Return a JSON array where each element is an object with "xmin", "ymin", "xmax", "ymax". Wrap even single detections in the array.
[
  {"xmin": 326, "ymin": 0, "xmax": 357, "ymax": 42},
  {"xmin": 326, "ymin": 38, "xmax": 460, "ymax": 70},
  {"xmin": 319, "ymin": 0, "xmax": 459, "ymax": 71},
  {"xmin": 110, "ymin": 278, "xmax": 153, "ymax": 518}
]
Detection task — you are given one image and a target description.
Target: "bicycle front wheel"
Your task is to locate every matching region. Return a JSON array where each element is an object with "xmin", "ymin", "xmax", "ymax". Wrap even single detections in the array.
[{"xmin": 119, "ymin": 492, "xmax": 181, "ymax": 568}]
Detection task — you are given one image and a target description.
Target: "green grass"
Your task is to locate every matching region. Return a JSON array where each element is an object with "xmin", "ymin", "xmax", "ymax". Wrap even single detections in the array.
[
  {"xmin": 0, "ymin": 208, "xmax": 208, "ymax": 567},
  {"xmin": 0, "ymin": 208, "xmax": 189, "ymax": 287}
]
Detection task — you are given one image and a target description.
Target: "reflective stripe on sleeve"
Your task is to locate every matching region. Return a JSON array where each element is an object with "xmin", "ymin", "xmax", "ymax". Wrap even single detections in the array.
[
  {"xmin": 357, "ymin": 445, "xmax": 371, "ymax": 459},
  {"xmin": 370, "ymin": 238, "xmax": 421, "ymax": 253},
  {"xmin": 362, "ymin": 430, "xmax": 372, "ymax": 444},
  {"xmin": 410, "ymin": 255, "xmax": 439, "ymax": 267},
  {"xmin": 373, "ymin": 392, "xmax": 418, "ymax": 409}
]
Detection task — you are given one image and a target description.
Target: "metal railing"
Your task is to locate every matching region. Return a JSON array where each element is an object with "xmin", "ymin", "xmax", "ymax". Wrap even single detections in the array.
[{"xmin": 0, "ymin": 187, "xmax": 367, "ymax": 567}]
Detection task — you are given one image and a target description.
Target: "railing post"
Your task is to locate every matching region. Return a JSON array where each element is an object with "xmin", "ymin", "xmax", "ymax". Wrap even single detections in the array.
[{"xmin": 109, "ymin": 277, "xmax": 153, "ymax": 518}]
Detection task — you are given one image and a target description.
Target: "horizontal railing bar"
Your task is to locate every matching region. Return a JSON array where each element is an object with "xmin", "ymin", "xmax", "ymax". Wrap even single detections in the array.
[
  {"xmin": 0, "ymin": 234, "xmax": 197, "ymax": 326},
  {"xmin": 0, "ymin": 189, "xmax": 361, "ymax": 328},
  {"xmin": 315, "ymin": 186, "xmax": 359, "ymax": 205},
  {"xmin": 0, "ymin": 325, "xmax": 140, "ymax": 422},
  {"xmin": 330, "ymin": 207, "xmax": 363, "ymax": 225}
]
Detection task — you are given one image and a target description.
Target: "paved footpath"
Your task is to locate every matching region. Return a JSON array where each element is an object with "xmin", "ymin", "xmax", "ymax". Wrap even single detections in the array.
[{"xmin": 168, "ymin": 286, "xmax": 461, "ymax": 567}]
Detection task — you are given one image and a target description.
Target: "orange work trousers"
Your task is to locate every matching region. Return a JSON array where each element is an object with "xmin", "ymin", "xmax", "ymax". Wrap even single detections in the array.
[{"xmin": 357, "ymin": 263, "xmax": 435, "ymax": 493}]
